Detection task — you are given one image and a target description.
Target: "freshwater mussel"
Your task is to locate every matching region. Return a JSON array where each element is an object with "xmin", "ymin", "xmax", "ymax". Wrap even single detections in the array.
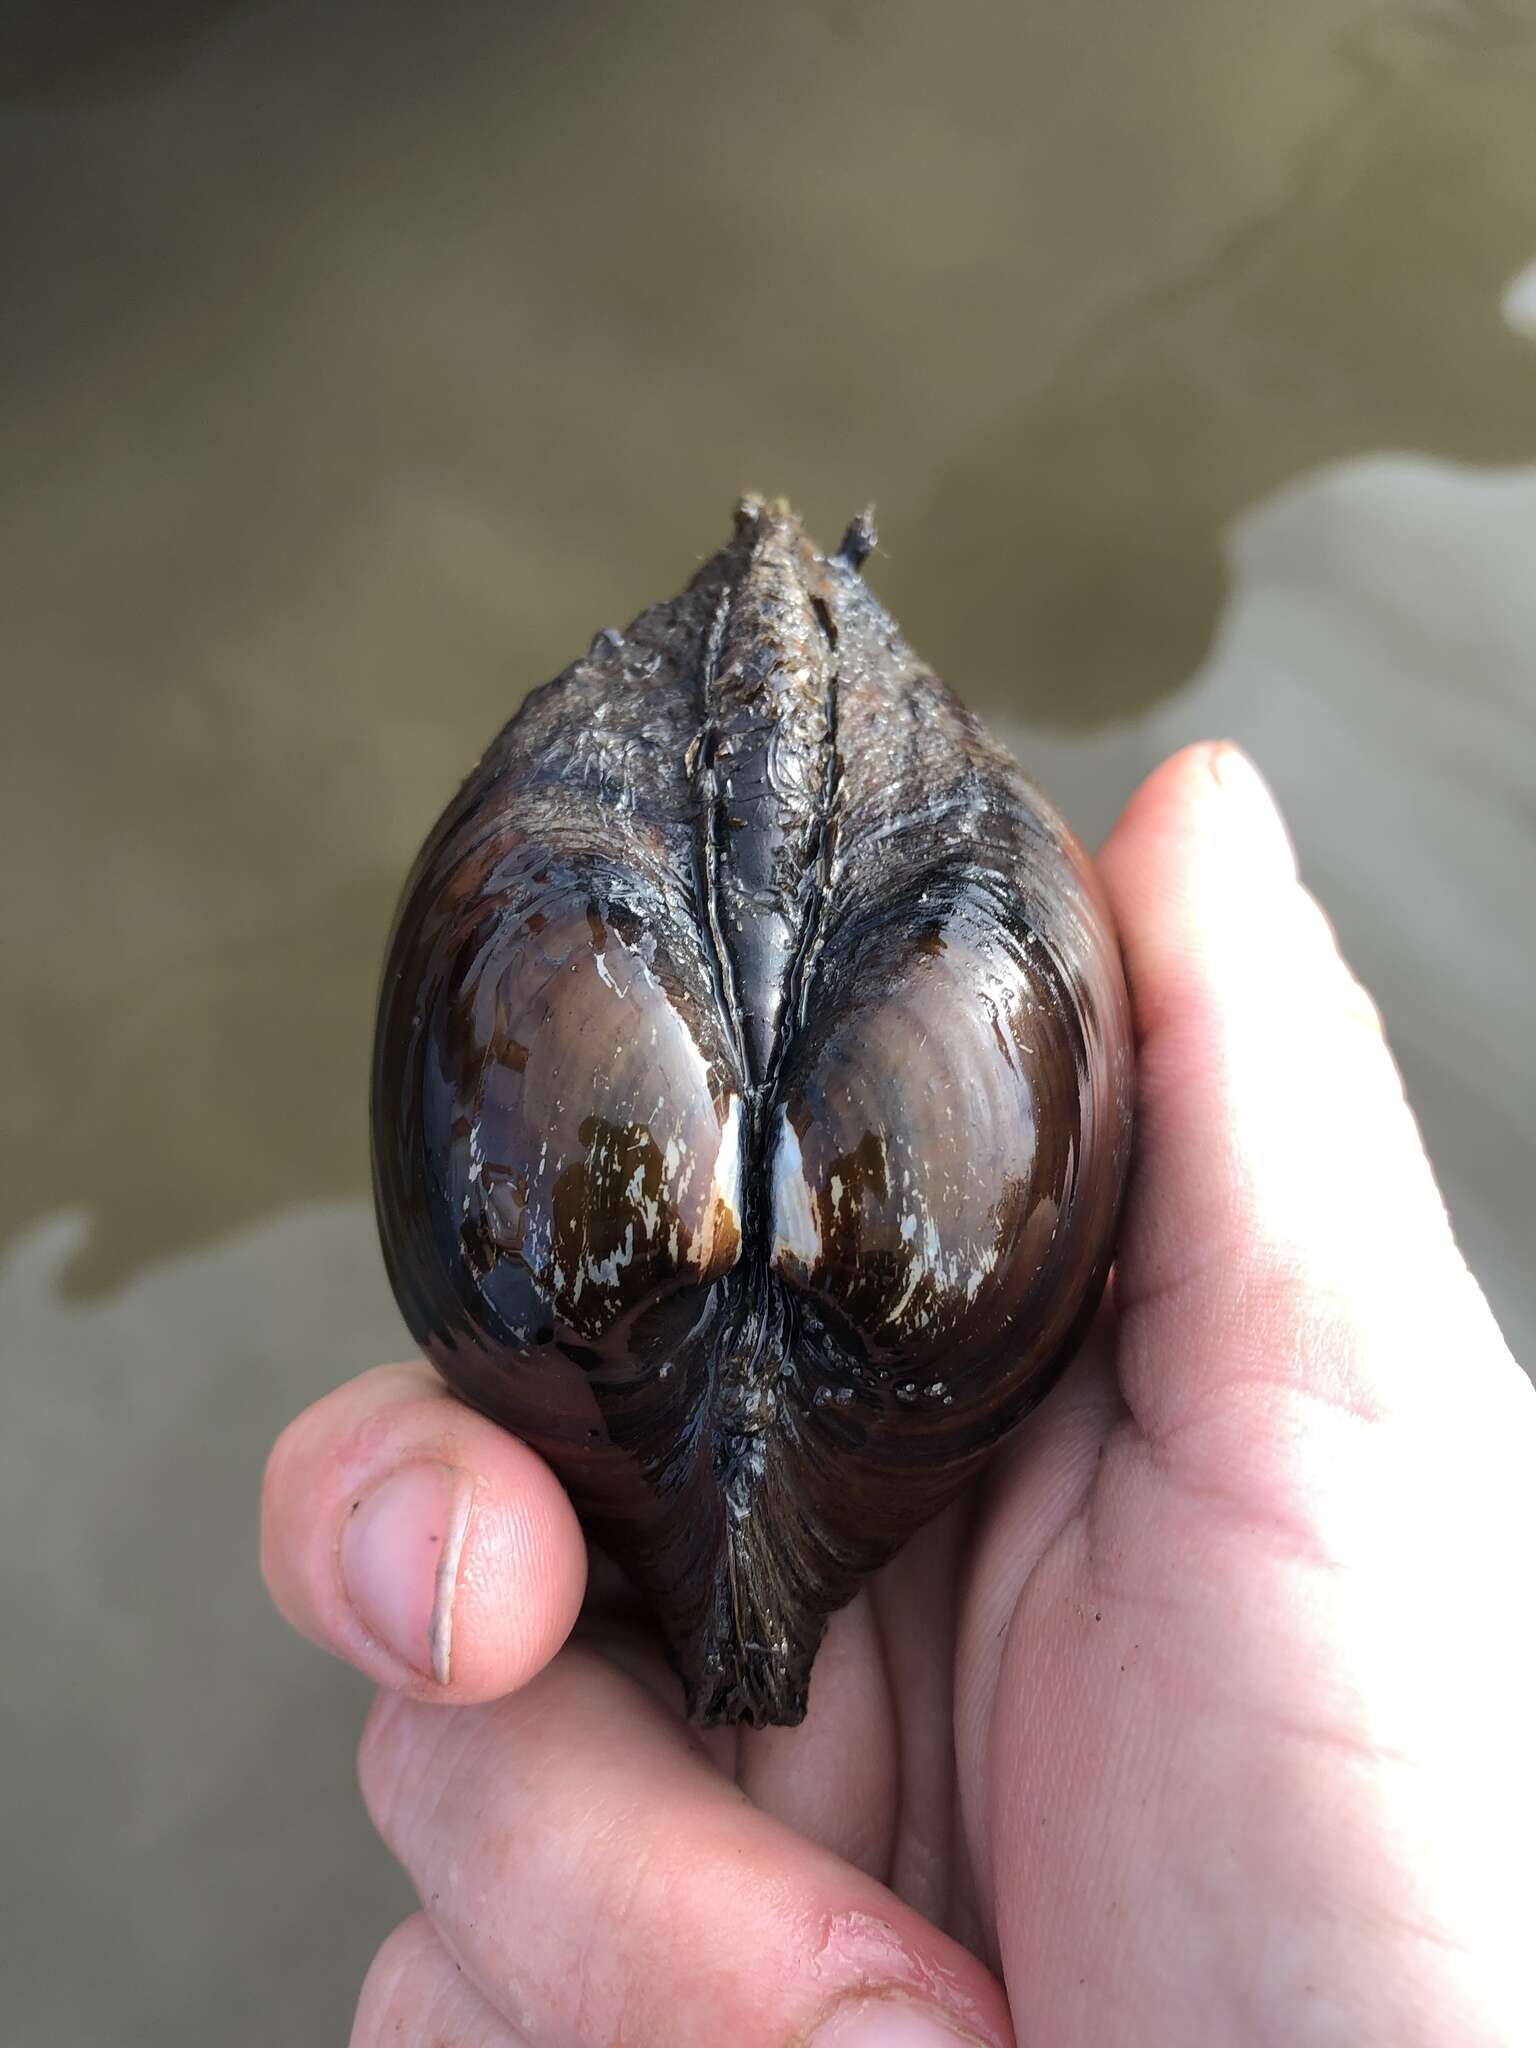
[{"xmin": 372, "ymin": 499, "xmax": 1134, "ymax": 1726}]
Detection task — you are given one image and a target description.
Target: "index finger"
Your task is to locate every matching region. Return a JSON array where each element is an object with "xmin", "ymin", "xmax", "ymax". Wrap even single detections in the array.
[{"xmin": 261, "ymin": 1360, "xmax": 587, "ymax": 1702}]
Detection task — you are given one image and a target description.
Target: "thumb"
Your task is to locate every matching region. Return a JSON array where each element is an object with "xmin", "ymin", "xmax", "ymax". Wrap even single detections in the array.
[
  {"xmin": 985, "ymin": 744, "xmax": 1536, "ymax": 2048},
  {"xmin": 1097, "ymin": 742, "xmax": 1524, "ymax": 1478}
]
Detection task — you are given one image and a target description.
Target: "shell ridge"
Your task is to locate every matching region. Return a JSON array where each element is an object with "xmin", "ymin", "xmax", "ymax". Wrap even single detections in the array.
[
  {"xmin": 702, "ymin": 509, "xmax": 836, "ymax": 1090},
  {"xmin": 690, "ymin": 586, "xmax": 748, "ymax": 1084}
]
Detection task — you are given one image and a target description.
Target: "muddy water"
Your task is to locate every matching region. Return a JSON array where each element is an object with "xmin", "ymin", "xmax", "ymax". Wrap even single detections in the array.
[
  {"xmin": 2, "ymin": 5, "xmax": 1534, "ymax": 2043},
  {"xmin": 2, "ymin": 0, "xmax": 1532, "ymax": 1295}
]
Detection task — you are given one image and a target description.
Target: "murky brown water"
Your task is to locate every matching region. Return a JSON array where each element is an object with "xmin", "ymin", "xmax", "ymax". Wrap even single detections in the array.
[
  {"xmin": 5, "ymin": 0, "xmax": 1533, "ymax": 1299},
  {"xmin": 4, "ymin": 8, "xmax": 1534, "ymax": 2044}
]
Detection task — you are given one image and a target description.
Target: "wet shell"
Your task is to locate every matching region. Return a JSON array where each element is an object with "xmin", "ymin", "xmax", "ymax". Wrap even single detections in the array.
[{"xmin": 371, "ymin": 499, "xmax": 1134, "ymax": 1726}]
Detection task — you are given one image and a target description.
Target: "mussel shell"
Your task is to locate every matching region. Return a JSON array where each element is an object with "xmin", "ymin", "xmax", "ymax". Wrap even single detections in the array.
[{"xmin": 372, "ymin": 500, "xmax": 1133, "ymax": 1726}]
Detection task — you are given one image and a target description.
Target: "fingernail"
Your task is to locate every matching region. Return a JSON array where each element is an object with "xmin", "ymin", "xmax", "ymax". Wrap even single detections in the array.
[
  {"xmin": 808, "ymin": 1996, "xmax": 985, "ymax": 2045},
  {"xmin": 1207, "ymin": 741, "xmax": 1285, "ymax": 830},
  {"xmin": 1205, "ymin": 742, "xmax": 1296, "ymax": 886},
  {"xmin": 1207, "ymin": 740, "xmax": 1265, "ymax": 799},
  {"xmin": 341, "ymin": 1462, "xmax": 473, "ymax": 1684}
]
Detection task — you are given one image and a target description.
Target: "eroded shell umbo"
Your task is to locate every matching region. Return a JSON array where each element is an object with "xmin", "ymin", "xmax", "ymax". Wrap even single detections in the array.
[{"xmin": 372, "ymin": 499, "xmax": 1134, "ymax": 1726}]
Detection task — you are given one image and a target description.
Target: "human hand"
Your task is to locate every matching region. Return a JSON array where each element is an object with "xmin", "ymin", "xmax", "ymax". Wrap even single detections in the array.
[{"xmin": 262, "ymin": 744, "xmax": 1535, "ymax": 2047}]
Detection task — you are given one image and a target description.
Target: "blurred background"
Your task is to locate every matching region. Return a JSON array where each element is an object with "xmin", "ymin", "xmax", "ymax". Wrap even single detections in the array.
[{"xmin": 2, "ymin": 1, "xmax": 1533, "ymax": 2041}]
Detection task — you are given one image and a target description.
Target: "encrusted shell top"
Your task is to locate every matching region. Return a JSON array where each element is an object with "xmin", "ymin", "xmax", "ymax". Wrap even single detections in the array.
[{"xmin": 372, "ymin": 499, "xmax": 1134, "ymax": 1725}]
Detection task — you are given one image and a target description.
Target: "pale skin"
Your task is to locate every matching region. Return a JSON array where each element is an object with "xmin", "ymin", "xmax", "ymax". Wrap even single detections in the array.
[{"xmin": 262, "ymin": 744, "xmax": 1535, "ymax": 2047}]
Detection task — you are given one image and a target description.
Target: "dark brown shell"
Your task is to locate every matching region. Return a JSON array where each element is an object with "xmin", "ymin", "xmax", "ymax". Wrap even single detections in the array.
[{"xmin": 371, "ymin": 499, "xmax": 1134, "ymax": 1726}]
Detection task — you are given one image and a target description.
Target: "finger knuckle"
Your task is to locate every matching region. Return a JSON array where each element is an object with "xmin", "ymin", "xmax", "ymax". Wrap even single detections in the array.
[{"xmin": 349, "ymin": 1913, "xmax": 444, "ymax": 2047}]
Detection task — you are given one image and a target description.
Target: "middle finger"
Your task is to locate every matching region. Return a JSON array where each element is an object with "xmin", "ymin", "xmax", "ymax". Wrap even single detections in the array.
[{"xmin": 359, "ymin": 1648, "xmax": 1013, "ymax": 2048}]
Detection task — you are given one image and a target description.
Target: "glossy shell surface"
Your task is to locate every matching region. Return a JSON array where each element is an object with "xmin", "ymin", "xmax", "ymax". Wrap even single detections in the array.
[{"xmin": 372, "ymin": 501, "xmax": 1134, "ymax": 1725}]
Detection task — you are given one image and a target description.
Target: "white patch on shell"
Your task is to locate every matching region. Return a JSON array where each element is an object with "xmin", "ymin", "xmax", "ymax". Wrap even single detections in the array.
[
  {"xmin": 768, "ymin": 1108, "xmax": 820, "ymax": 1274},
  {"xmin": 694, "ymin": 1094, "xmax": 744, "ymax": 1271},
  {"xmin": 463, "ymin": 1118, "xmax": 485, "ymax": 1218},
  {"xmin": 579, "ymin": 1221, "xmax": 636, "ymax": 1294},
  {"xmin": 879, "ymin": 1185, "xmax": 1004, "ymax": 1331}
]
